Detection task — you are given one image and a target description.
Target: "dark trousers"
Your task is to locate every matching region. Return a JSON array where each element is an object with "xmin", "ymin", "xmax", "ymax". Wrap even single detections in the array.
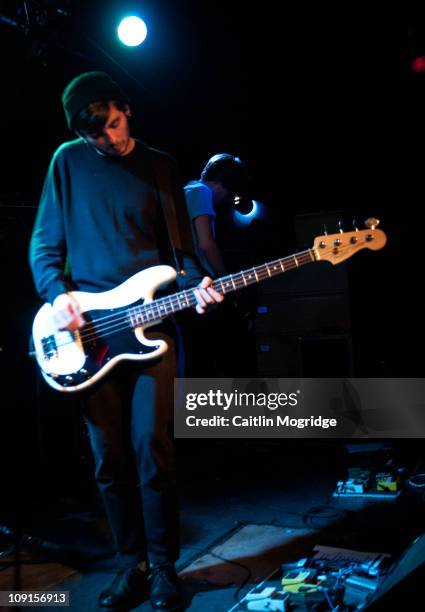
[{"xmin": 83, "ymin": 327, "xmax": 179, "ymax": 569}]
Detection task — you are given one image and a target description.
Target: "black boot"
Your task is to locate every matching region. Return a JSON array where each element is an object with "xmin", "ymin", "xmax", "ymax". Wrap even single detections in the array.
[
  {"xmin": 98, "ymin": 566, "xmax": 149, "ymax": 609},
  {"xmin": 149, "ymin": 563, "xmax": 183, "ymax": 610}
]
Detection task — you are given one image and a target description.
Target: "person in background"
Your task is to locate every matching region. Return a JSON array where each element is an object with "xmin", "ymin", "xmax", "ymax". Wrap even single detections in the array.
[{"xmin": 183, "ymin": 153, "xmax": 258, "ymax": 377}]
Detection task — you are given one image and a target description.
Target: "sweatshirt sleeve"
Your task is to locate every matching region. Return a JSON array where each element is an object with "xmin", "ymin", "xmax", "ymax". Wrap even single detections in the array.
[{"xmin": 29, "ymin": 150, "xmax": 72, "ymax": 304}]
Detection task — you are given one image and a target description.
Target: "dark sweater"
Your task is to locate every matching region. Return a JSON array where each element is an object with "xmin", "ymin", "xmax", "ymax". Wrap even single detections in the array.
[{"xmin": 29, "ymin": 139, "xmax": 203, "ymax": 303}]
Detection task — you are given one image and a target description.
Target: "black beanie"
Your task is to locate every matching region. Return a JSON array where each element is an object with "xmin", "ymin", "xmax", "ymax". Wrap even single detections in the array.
[{"xmin": 62, "ymin": 71, "xmax": 127, "ymax": 129}]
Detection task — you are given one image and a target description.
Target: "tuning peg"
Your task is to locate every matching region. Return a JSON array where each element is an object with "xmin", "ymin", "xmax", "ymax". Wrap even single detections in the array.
[
  {"xmin": 352, "ymin": 218, "xmax": 359, "ymax": 231},
  {"xmin": 365, "ymin": 217, "xmax": 379, "ymax": 230},
  {"xmin": 338, "ymin": 219, "xmax": 344, "ymax": 233}
]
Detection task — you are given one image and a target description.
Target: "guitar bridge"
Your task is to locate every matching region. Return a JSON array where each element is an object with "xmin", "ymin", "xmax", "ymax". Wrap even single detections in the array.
[{"xmin": 41, "ymin": 335, "xmax": 58, "ymax": 359}]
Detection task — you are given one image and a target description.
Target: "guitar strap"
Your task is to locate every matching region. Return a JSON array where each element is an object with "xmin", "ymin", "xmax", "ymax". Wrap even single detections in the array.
[{"xmin": 148, "ymin": 147, "xmax": 196, "ymax": 276}]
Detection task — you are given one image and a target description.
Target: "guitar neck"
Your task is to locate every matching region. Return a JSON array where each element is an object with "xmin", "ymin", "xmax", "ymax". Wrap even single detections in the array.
[
  {"xmin": 211, "ymin": 248, "xmax": 316, "ymax": 296},
  {"xmin": 127, "ymin": 249, "xmax": 316, "ymax": 327}
]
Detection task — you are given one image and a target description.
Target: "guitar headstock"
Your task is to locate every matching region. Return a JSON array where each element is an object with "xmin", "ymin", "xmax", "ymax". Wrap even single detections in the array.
[{"xmin": 312, "ymin": 218, "xmax": 387, "ymax": 265}]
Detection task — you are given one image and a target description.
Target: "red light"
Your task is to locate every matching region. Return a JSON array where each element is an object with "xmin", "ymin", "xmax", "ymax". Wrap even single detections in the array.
[{"xmin": 412, "ymin": 56, "xmax": 425, "ymax": 73}]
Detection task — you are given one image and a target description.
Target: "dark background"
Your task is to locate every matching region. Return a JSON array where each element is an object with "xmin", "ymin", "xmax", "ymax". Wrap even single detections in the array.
[
  {"xmin": 1, "ymin": 1, "xmax": 401, "ymax": 212},
  {"xmin": 0, "ymin": 2, "xmax": 418, "ymax": 523}
]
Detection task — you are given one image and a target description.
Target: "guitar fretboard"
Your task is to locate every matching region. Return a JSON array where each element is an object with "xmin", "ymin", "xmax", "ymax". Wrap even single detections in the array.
[{"xmin": 127, "ymin": 249, "xmax": 316, "ymax": 328}]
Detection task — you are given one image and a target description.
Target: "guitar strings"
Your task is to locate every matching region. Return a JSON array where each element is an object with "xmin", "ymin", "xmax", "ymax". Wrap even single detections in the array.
[
  {"xmin": 47, "ymin": 250, "xmax": 316, "ymax": 349},
  {"xmin": 44, "ymin": 248, "xmax": 325, "ymax": 350},
  {"xmin": 77, "ymin": 249, "xmax": 314, "ymax": 334},
  {"xmin": 80, "ymin": 249, "xmax": 314, "ymax": 328},
  {"xmin": 52, "ymin": 225, "xmax": 383, "ymax": 349}
]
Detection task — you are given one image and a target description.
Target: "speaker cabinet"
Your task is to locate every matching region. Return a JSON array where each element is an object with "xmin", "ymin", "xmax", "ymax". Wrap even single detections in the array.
[{"xmin": 254, "ymin": 211, "xmax": 353, "ymax": 376}]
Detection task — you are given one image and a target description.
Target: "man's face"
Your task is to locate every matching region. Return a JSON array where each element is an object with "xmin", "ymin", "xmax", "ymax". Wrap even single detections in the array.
[
  {"xmin": 80, "ymin": 102, "xmax": 133, "ymax": 156},
  {"xmin": 212, "ymin": 182, "xmax": 235, "ymax": 207}
]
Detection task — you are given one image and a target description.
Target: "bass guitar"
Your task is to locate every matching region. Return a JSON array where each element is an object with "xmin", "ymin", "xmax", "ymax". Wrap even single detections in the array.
[{"xmin": 31, "ymin": 218, "xmax": 386, "ymax": 392}]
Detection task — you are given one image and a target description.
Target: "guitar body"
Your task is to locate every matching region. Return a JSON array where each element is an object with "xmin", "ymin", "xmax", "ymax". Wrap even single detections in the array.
[{"xmin": 32, "ymin": 265, "xmax": 176, "ymax": 392}]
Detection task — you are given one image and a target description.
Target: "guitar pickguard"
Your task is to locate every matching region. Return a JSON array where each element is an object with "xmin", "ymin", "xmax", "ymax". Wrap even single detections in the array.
[{"xmin": 44, "ymin": 301, "xmax": 162, "ymax": 390}]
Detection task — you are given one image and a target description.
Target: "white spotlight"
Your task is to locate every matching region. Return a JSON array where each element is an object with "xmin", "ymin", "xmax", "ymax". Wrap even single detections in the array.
[{"xmin": 117, "ymin": 16, "xmax": 147, "ymax": 47}]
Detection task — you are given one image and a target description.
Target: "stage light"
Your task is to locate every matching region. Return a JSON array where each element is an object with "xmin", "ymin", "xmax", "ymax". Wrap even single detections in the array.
[
  {"xmin": 233, "ymin": 196, "xmax": 254, "ymax": 215},
  {"xmin": 117, "ymin": 16, "xmax": 147, "ymax": 47},
  {"xmin": 233, "ymin": 200, "xmax": 261, "ymax": 226},
  {"xmin": 411, "ymin": 56, "xmax": 425, "ymax": 73}
]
